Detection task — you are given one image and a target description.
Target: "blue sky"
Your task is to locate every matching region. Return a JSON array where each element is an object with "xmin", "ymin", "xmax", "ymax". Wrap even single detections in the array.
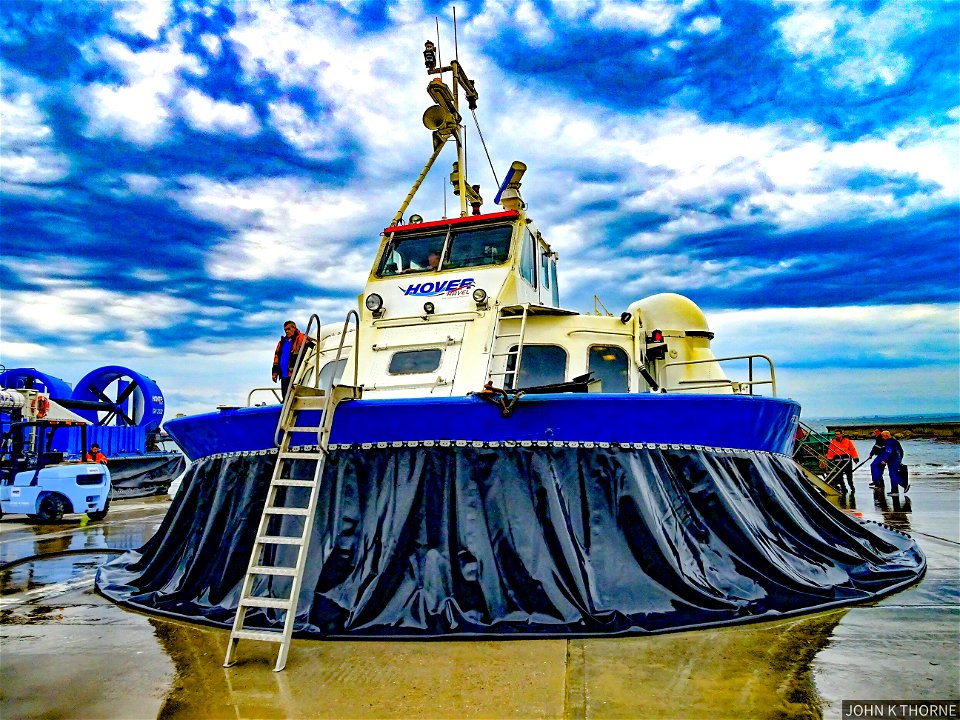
[{"xmin": 1, "ymin": 0, "xmax": 958, "ymax": 420}]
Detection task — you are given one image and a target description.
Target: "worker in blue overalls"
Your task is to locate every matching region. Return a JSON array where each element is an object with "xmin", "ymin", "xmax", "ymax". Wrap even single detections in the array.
[{"xmin": 875, "ymin": 430, "xmax": 907, "ymax": 495}]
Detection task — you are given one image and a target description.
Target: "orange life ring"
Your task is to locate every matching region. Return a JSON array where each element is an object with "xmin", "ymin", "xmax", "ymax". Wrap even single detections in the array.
[{"xmin": 36, "ymin": 395, "xmax": 50, "ymax": 419}]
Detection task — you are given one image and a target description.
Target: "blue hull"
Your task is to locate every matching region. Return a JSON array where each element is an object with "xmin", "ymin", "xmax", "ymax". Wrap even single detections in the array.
[{"xmin": 165, "ymin": 393, "xmax": 800, "ymax": 461}]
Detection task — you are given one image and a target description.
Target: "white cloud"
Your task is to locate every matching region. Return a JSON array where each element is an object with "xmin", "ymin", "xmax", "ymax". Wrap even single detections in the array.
[
  {"xmin": 79, "ymin": 35, "xmax": 204, "ymax": 146},
  {"xmin": 515, "ymin": 0, "xmax": 555, "ymax": 44},
  {"xmin": 550, "ymin": 0, "xmax": 599, "ymax": 21},
  {"xmin": 776, "ymin": 2, "xmax": 839, "ymax": 57},
  {"xmin": 180, "ymin": 89, "xmax": 260, "ymax": 137},
  {"xmin": 775, "ymin": 0, "xmax": 929, "ymax": 93},
  {"xmin": 268, "ymin": 99, "xmax": 342, "ymax": 161},
  {"xmin": 592, "ymin": 0, "xmax": 680, "ymax": 35},
  {"xmin": 495, "ymin": 102, "xmax": 955, "ymax": 250},
  {"xmin": 1, "ymin": 283, "xmax": 200, "ymax": 341},
  {"xmin": 688, "ymin": 15, "xmax": 721, "ymax": 35},
  {"xmin": 122, "ymin": 173, "xmax": 164, "ymax": 195},
  {"xmin": 0, "ymin": 341, "xmax": 51, "ymax": 360},
  {"xmin": 174, "ymin": 176, "xmax": 373, "ymax": 286},
  {"xmin": 0, "ymin": 92, "xmax": 71, "ymax": 184},
  {"xmin": 113, "ymin": 0, "xmax": 172, "ymax": 41},
  {"xmin": 199, "ymin": 33, "xmax": 221, "ymax": 57}
]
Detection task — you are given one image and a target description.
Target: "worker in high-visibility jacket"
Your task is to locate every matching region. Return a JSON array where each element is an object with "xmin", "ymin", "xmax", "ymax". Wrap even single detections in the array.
[
  {"xmin": 271, "ymin": 320, "xmax": 313, "ymax": 397},
  {"xmin": 826, "ymin": 430, "xmax": 859, "ymax": 493}
]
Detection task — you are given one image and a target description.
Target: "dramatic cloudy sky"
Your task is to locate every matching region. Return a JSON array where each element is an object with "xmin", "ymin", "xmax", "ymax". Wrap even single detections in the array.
[{"xmin": 1, "ymin": 0, "xmax": 957, "ymax": 421}]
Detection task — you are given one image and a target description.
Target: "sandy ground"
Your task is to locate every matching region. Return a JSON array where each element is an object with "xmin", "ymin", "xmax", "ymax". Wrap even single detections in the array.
[{"xmin": 1, "ymin": 477, "xmax": 957, "ymax": 720}]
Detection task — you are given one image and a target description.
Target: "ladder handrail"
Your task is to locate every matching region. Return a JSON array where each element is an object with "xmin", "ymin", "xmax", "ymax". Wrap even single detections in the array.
[
  {"xmin": 225, "ymin": 309, "xmax": 363, "ymax": 673},
  {"xmin": 318, "ymin": 310, "xmax": 361, "ymax": 451},
  {"xmin": 485, "ymin": 304, "xmax": 531, "ymax": 389},
  {"xmin": 334, "ymin": 310, "xmax": 360, "ymax": 396}
]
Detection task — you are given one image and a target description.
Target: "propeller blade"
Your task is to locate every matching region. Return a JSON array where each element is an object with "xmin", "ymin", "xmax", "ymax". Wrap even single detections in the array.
[
  {"xmin": 90, "ymin": 384, "xmax": 113, "ymax": 405},
  {"xmin": 116, "ymin": 381, "xmax": 138, "ymax": 404}
]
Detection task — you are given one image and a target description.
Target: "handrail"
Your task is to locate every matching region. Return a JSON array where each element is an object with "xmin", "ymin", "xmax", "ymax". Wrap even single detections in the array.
[
  {"xmin": 246, "ymin": 387, "xmax": 282, "ymax": 406},
  {"xmin": 793, "ymin": 419, "xmax": 834, "ymax": 466},
  {"xmin": 334, "ymin": 310, "xmax": 360, "ymax": 392},
  {"xmin": 313, "ymin": 309, "xmax": 361, "ymax": 450},
  {"xmin": 661, "ymin": 353, "xmax": 777, "ymax": 397}
]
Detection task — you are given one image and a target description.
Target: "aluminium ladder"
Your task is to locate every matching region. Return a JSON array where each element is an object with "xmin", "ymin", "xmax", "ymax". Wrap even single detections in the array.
[
  {"xmin": 485, "ymin": 304, "xmax": 531, "ymax": 389},
  {"xmin": 224, "ymin": 311, "xmax": 359, "ymax": 672}
]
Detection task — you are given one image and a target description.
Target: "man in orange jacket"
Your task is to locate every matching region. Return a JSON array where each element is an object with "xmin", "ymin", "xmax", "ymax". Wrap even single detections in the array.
[
  {"xmin": 826, "ymin": 430, "xmax": 859, "ymax": 493},
  {"xmin": 271, "ymin": 320, "xmax": 312, "ymax": 397},
  {"xmin": 85, "ymin": 444, "xmax": 108, "ymax": 464}
]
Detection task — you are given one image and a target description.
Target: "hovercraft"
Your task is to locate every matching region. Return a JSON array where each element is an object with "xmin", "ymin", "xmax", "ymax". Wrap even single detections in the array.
[{"xmin": 97, "ymin": 43, "xmax": 924, "ymax": 670}]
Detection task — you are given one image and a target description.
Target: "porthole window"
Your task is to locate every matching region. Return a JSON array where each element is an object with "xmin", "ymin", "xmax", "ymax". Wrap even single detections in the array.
[
  {"xmin": 589, "ymin": 345, "xmax": 629, "ymax": 393},
  {"xmin": 388, "ymin": 348, "xmax": 442, "ymax": 375}
]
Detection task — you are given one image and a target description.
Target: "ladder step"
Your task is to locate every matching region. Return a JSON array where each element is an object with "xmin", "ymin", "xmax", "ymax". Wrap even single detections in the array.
[
  {"xmin": 231, "ymin": 628, "xmax": 285, "ymax": 643},
  {"xmin": 264, "ymin": 506, "xmax": 310, "ymax": 516},
  {"xmin": 285, "ymin": 426, "xmax": 322, "ymax": 433},
  {"xmin": 257, "ymin": 534, "xmax": 304, "ymax": 546},
  {"xmin": 491, "ymin": 351, "xmax": 519, "ymax": 357},
  {"xmin": 278, "ymin": 452, "xmax": 325, "ymax": 460},
  {"xmin": 240, "ymin": 596, "xmax": 294, "ymax": 610},
  {"xmin": 272, "ymin": 478, "xmax": 315, "ymax": 487},
  {"xmin": 293, "ymin": 396, "xmax": 327, "ymax": 409},
  {"xmin": 251, "ymin": 565, "xmax": 297, "ymax": 577}
]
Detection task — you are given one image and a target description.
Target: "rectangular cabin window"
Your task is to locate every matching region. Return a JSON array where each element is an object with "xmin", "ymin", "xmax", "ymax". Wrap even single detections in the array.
[
  {"xmin": 588, "ymin": 345, "xmax": 629, "ymax": 393},
  {"xmin": 505, "ymin": 344, "xmax": 567, "ymax": 389},
  {"xmin": 388, "ymin": 348, "xmax": 443, "ymax": 375},
  {"xmin": 319, "ymin": 358, "xmax": 347, "ymax": 387},
  {"xmin": 549, "ymin": 258, "xmax": 559, "ymax": 306},
  {"xmin": 377, "ymin": 232, "xmax": 447, "ymax": 276},
  {"xmin": 444, "ymin": 226, "xmax": 512, "ymax": 270},
  {"xmin": 540, "ymin": 253, "xmax": 551, "ymax": 290},
  {"xmin": 519, "ymin": 230, "xmax": 537, "ymax": 287}
]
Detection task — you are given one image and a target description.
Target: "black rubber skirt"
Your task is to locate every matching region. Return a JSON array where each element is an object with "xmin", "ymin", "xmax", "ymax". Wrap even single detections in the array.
[{"xmin": 96, "ymin": 445, "xmax": 924, "ymax": 637}]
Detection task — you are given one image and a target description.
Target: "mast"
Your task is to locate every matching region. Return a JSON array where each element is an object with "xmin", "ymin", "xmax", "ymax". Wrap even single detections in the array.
[{"xmin": 390, "ymin": 29, "xmax": 482, "ymax": 225}]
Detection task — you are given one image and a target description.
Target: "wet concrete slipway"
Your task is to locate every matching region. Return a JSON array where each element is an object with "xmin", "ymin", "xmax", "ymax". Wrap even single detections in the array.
[{"xmin": 2, "ymin": 468, "xmax": 957, "ymax": 720}]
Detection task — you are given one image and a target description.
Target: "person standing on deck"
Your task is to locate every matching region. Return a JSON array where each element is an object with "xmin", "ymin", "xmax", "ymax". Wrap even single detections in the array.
[
  {"xmin": 869, "ymin": 428, "xmax": 886, "ymax": 489},
  {"xmin": 272, "ymin": 320, "xmax": 311, "ymax": 398},
  {"xmin": 826, "ymin": 430, "xmax": 859, "ymax": 494},
  {"xmin": 877, "ymin": 430, "xmax": 908, "ymax": 495}
]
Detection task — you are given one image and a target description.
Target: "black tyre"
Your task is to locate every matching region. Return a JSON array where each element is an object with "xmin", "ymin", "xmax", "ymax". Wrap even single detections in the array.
[
  {"xmin": 87, "ymin": 499, "xmax": 110, "ymax": 521},
  {"xmin": 37, "ymin": 495, "xmax": 66, "ymax": 523}
]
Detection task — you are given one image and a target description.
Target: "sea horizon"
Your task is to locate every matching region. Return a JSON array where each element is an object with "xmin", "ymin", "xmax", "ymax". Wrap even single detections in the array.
[{"xmin": 805, "ymin": 412, "xmax": 960, "ymax": 426}]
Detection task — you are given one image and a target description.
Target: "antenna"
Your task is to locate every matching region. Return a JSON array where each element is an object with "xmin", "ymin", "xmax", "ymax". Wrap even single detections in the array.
[
  {"xmin": 453, "ymin": 6, "xmax": 459, "ymax": 63},
  {"xmin": 434, "ymin": 16, "xmax": 447, "ymax": 218}
]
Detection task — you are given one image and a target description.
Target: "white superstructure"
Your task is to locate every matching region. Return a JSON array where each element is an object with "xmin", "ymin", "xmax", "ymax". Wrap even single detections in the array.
[{"xmin": 290, "ymin": 48, "xmax": 776, "ymax": 403}]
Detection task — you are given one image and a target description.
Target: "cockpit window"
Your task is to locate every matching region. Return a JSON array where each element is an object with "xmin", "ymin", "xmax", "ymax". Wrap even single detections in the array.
[
  {"xmin": 377, "ymin": 232, "xmax": 446, "ymax": 276},
  {"xmin": 444, "ymin": 226, "xmax": 512, "ymax": 270},
  {"xmin": 376, "ymin": 224, "xmax": 512, "ymax": 276}
]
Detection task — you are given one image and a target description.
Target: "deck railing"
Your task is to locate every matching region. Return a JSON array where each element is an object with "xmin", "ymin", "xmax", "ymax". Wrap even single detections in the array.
[{"xmin": 660, "ymin": 354, "xmax": 777, "ymax": 396}]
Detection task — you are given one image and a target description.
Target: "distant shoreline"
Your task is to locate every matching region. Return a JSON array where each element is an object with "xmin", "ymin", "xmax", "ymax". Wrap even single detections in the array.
[{"xmin": 825, "ymin": 422, "xmax": 960, "ymax": 441}]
